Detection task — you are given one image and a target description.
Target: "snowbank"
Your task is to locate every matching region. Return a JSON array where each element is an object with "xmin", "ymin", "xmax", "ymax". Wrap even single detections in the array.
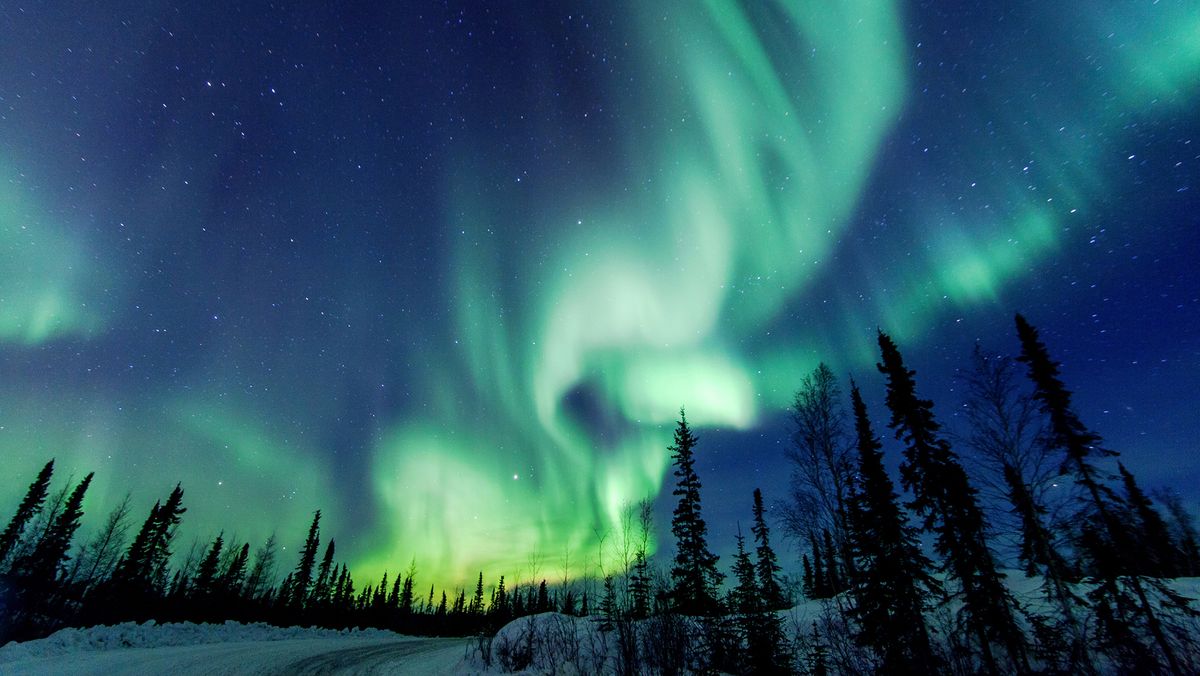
[{"xmin": 0, "ymin": 620, "xmax": 408, "ymax": 664}]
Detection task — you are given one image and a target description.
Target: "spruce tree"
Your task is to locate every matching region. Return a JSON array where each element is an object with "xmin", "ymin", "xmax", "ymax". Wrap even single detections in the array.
[
  {"xmin": 750, "ymin": 488, "xmax": 786, "ymax": 609},
  {"xmin": 801, "ymin": 554, "xmax": 814, "ymax": 599},
  {"xmin": 731, "ymin": 526, "xmax": 788, "ymax": 673},
  {"xmin": 1118, "ymin": 463, "xmax": 1179, "ymax": 578},
  {"xmin": 290, "ymin": 510, "xmax": 321, "ymax": 608},
  {"xmin": 0, "ymin": 460, "xmax": 54, "ymax": 567},
  {"xmin": 845, "ymin": 383, "xmax": 938, "ymax": 673},
  {"xmin": 598, "ymin": 574, "xmax": 617, "ymax": 631},
  {"xmin": 13, "ymin": 473, "xmax": 92, "ymax": 591},
  {"xmin": 667, "ymin": 409, "xmax": 723, "ymax": 615},
  {"xmin": 1003, "ymin": 463, "xmax": 1092, "ymax": 673},
  {"xmin": 1016, "ymin": 313, "xmax": 1193, "ymax": 672},
  {"xmin": 877, "ymin": 331, "xmax": 1028, "ymax": 673},
  {"xmin": 469, "ymin": 571, "xmax": 485, "ymax": 615},
  {"xmin": 221, "ymin": 543, "xmax": 250, "ymax": 597},
  {"xmin": 822, "ymin": 528, "xmax": 841, "ymax": 596},
  {"xmin": 537, "ymin": 579, "xmax": 551, "ymax": 614},
  {"xmin": 191, "ymin": 532, "xmax": 224, "ymax": 597},
  {"xmin": 808, "ymin": 532, "xmax": 826, "ymax": 599},
  {"xmin": 629, "ymin": 551, "xmax": 650, "ymax": 619},
  {"xmin": 399, "ymin": 562, "xmax": 415, "ymax": 614},
  {"xmin": 310, "ymin": 539, "xmax": 336, "ymax": 607}
]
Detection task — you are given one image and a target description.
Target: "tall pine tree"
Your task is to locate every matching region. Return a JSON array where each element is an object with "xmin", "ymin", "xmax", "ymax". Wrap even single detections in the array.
[
  {"xmin": 290, "ymin": 510, "xmax": 321, "ymax": 608},
  {"xmin": 750, "ymin": 488, "xmax": 786, "ymax": 610},
  {"xmin": 667, "ymin": 409, "xmax": 723, "ymax": 615},
  {"xmin": 0, "ymin": 460, "xmax": 54, "ymax": 567},
  {"xmin": 877, "ymin": 331, "xmax": 1028, "ymax": 673},
  {"xmin": 1016, "ymin": 313, "xmax": 1193, "ymax": 673},
  {"xmin": 845, "ymin": 383, "xmax": 939, "ymax": 673}
]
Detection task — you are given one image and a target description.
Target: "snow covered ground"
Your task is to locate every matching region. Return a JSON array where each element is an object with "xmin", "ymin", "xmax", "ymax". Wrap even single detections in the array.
[{"xmin": 0, "ymin": 621, "xmax": 474, "ymax": 675}]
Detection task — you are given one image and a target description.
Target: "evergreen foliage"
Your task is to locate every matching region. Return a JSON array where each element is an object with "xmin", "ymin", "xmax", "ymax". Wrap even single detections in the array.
[
  {"xmin": 1016, "ymin": 313, "xmax": 1195, "ymax": 673},
  {"xmin": 290, "ymin": 511, "xmax": 321, "ymax": 608},
  {"xmin": 750, "ymin": 488, "xmax": 786, "ymax": 610},
  {"xmin": 844, "ymin": 383, "xmax": 939, "ymax": 673},
  {"xmin": 667, "ymin": 408, "xmax": 723, "ymax": 615},
  {"xmin": 877, "ymin": 331, "xmax": 1028, "ymax": 673},
  {"xmin": 0, "ymin": 459, "xmax": 54, "ymax": 566}
]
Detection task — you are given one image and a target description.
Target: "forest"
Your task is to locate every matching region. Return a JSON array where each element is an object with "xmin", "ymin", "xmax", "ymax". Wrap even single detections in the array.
[{"xmin": 0, "ymin": 313, "xmax": 1197, "ymax": 675}]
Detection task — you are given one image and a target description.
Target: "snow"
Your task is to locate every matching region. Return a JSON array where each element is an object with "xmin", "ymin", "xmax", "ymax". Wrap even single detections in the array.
[{"xmin": 0, "ymin": 621, "xmax": 473, "ymax": 675}]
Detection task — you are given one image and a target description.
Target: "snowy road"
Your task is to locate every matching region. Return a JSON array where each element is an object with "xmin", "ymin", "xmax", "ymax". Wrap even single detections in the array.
[{"xmin": 0, "ymin": 636, "xmax": 472, "ymax": 675}]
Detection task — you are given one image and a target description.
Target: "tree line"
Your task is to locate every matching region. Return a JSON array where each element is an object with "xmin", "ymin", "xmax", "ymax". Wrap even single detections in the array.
[
  {"xmin": 621, "ymin": 313, "xmax": 1197, "ymax": 674},
  {"xmin": 2, "ymin": 313, "xmax": 1199, "ymax": 674},
  {"xmin": 0, "ymin": 474, "xmax": 593, "ymax": 644}
]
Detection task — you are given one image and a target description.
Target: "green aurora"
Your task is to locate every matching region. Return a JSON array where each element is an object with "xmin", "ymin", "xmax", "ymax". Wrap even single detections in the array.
[{"xmin": 0, "ymin": 0, "xmax": 1197, "ymax": 592}]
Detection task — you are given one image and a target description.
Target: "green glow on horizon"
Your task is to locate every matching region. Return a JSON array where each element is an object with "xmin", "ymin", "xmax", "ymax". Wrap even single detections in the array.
[
  {"xmin": 1, "ymin": 0, "xmax": 1195, "ymax": 597},
  {"xmin": 360, "ymin": 0, "xmax": 912, "ymax": 588}
]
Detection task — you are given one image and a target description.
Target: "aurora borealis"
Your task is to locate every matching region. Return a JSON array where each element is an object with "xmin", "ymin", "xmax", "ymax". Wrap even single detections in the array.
[{"xmin": 1, "ymin": 1, "xmax": 1197, "ymax": 590}]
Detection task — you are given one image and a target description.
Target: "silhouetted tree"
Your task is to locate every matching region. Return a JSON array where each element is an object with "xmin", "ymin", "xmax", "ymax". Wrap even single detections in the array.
[
  {"xmin": 1016, "ymin": 313, "xmax": 1194, "ymax": 673},
  {"xmin": 785, "ymin": 365, "xmax": 854, "ymax": 566},
  {"xmin": 667, "ymin": 409, "xmax": 723, "ymax": 615},
  {"xmin": 67, "ymin": 494, "xmax": 131, "ymax": 595},
  {"xmin": 0, "ymin": 460, "xmax": 54, "ymax": 567},
  {"xmin": 750, "ymin": 488, "xmax": 786, "ymax": 609},
  {"xmin": 221, "ymin": 542, "xmax": 250, "ymax": 598},
  {"xmin": 244, "ymin": 534, "xmax": 277, "ymax": 601},
  {"xmin": 290, "ymin": 511, "xmax": 321, "ymax": 608},
  {"xmin": 1003, "ymin": 463, "xmax": 1093, "ymax": 673},
  {"xmin": 878, "ymin": 331, "xmax": 1028, "ymax": 673},
  {"xmin": 845, "ymin": 383, "xmax": 939, "ymax": 673},
  {"xmin": 1118, "ymin": 463, "xmax": 1179, "ymax": 577},
  {"xmin": 191, "ymin": 532, "xmax": 224, "ymax": 598},
  {"xmin": 310, "ymin": 539, "xmax": 336, "ymax": 607},
  {"xmin": 1155, "ymin": 489, "xmax": 1200, "ymax": 577}
]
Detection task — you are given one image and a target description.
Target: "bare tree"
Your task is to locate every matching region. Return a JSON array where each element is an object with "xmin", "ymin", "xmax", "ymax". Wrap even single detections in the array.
[
  {"xmin": 244, "ymin": 533, "xmax": 278, "ymax": 601},
  {"xmin": 956, "ymin": 344, "xmax": 1070, "ymax": 559},
  {"xmin": 65, "ymin": 494, "xmax": 132, "ymax": 594},
  {"xmin": 782, "ymin": 364, "xmax": 854, "ymax": 560}
]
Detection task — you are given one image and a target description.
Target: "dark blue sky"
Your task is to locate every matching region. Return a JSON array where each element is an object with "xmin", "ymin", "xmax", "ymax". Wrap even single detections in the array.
[{"xmin": 0, "ymin": 0, "xmax": 1196, "ymax": 584}]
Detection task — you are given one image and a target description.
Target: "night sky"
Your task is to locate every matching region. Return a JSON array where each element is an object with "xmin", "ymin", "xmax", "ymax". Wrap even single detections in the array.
[{"xmin": 1, "ymin": 1, "xmax": 1197, "ymax": 589}]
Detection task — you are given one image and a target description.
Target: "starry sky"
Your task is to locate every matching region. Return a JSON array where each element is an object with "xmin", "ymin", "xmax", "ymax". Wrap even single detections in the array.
[{"xmin": 1, "ymin": 1, "xmax": 1197, "ymax": 589}]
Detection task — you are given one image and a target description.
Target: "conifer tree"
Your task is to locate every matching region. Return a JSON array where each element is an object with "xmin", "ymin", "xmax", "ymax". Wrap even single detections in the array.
[
  {"xmin": 310, "ymin": 539, "xmax": 336, "ymax": 607},
  {"xmin": 1156, "ymin": 490, "xmax": 1200, "ymax": 577},
  {"xmin": 808, "ymin": 532, "xmax": 826, "ymax": 599},
  {"xmin": 629, "ymin": 552, "xmax": 650, "ymax": 619},
  {"xmin": 877, "ymin": 331, "xmax": 1028, "ymax": 673},
  {"xmin": 0, "ymin": 460, "xmax": 54, "ymax": 567},
  {"xmin": 290, "ymin": 510, "xmax": 321, "ymax": 608},
  {"xmin": 244, "ymin": 534, "xmax": 277, "ymax": 601},
  {"xmin": 598, "ymin": 574, "xmax": 617, "ymax": 631},
  {"xmin": 806, "ymin": 622, "xmax": 830, "ymax": 676},
  {"xmin": 469, "ymin": 571, "xmax": 485, "ymax": 615},
  {"xmin": 731, "ymin": 527, "xmax": 788, "ymax": 673},
  {"xmin": 750, "ymin": 488, "xmax": 786, "ymax": 609},
  {"xmin": 844, "ymin": 383, "xmax": 938, "ymax": 673},
  {"xmin": 667, "ymin": 409, "xmax": 723, "ymax": 615},
  {"xmin": 222, "ymin": 543, "xmax": 250, "ymax": 597},
  {"xmin": 801, "ymin": 554, "xmax": 814, "ymax": 599},
  {"xmin": 12, "ymin": 473, "xmax": 92, "ymax": 594},
  {"xmin": 399, "ymin": 561, "xmax": 415, "ymax": 614},
  {"xmin": 1118, "ymin": 463, "xmax": 1179, "ymax": 577},
  {"xmin": 110, "ymin": 483, "xmax": 185, "ymax": 598},
  {"xmin": 822, "ymin": 528, "xmax": 841, "ymax": 596},
  {"xmin": 1003, "ymin": 464, "xmax": 1092, "ymax": 672},
  {"xmin": 537, "ymin": 579, "xmax": 551, "ymax": 614},
  {"xmin": 1016, "ymin": 313, "xmax": 1193, "ymax": 672},
  {"xmin": 191, "ymin": 532, "xmax": 224, "ymax": 597}
]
